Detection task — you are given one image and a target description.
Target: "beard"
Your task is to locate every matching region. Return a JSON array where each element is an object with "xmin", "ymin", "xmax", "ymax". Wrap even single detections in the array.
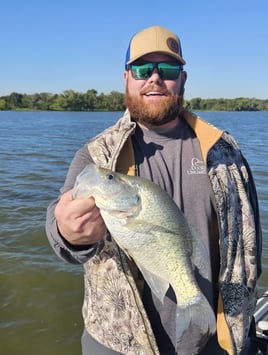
[{"xmin": 125, "ymin": 84, "xmax": 183, "ymax": 126}]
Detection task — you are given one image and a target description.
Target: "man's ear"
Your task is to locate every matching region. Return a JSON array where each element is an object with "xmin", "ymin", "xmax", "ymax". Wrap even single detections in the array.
[
  {"xmin": 180, "ymin": 70, "xmax": 187, "ymax": 95},
  {"xmin": 181, "ymin": 70, "xmax": 187, "ymax": 85},
  {"xmin": 124, "ymin": 70, "xmax": 129, "ymax": 83}
]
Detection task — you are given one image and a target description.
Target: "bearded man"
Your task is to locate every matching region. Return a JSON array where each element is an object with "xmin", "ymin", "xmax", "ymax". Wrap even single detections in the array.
[{"xmin": 46, "ymin": 26, "xmax": 262, "ymax": 355}]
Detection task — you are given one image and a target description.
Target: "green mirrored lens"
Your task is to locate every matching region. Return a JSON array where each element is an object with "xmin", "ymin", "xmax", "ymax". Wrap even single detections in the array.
[
  {"xmin": 131, "ymin": 63, "xmax": 154, "ymax": 79},
  {"xmin": 158, "ymin": 63, "xmax": 181, "ymax": 80},
  {"xmin": 130, "ymin": 62, "xmax": 181, "ymax": 80}
]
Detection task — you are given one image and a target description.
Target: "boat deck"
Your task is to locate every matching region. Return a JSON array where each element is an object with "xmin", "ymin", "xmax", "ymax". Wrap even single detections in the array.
[{"xmin": 253, "ymin": 291, "xmax": 268, "ymax": 354}]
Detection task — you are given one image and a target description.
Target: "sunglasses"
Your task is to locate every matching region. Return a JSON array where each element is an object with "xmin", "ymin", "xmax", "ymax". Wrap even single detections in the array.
[{"xmin": 127, "ymin": 61, "xmax": 183, "ymax": 80}]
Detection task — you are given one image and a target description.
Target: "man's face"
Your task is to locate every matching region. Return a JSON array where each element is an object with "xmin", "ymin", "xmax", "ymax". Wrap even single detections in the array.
[{"xmin": 124, "ymin": 53, "xmax": 187, "ymax": 127}]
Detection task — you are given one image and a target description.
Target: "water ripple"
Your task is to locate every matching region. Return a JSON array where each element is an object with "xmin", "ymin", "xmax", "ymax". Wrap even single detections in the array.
[{"xmin": 0, "ymin": 110, "xmax": 267, "ymax": 354}]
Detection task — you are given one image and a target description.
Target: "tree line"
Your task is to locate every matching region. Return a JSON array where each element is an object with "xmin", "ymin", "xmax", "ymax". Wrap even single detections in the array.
[{"xmin": 0, "ymin": 89, "xmax": 267, "ymax": 111}]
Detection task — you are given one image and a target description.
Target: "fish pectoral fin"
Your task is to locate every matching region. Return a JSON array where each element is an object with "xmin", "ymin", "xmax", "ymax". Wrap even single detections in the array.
[{"xmin": 135, "ymin": 261, "xmax": 169, "ymax": 304}]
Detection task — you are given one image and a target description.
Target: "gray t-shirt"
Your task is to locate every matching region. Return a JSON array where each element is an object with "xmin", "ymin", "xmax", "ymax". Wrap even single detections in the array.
[{"xmin": 132, "ymin": 118, "xmax": 220, "ymax": 353}]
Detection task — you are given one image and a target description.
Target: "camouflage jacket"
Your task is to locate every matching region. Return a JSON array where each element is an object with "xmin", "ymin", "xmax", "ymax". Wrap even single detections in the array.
[{"xmin": 53, "ymin": 110, "xmax": 262, "ymax": 354}]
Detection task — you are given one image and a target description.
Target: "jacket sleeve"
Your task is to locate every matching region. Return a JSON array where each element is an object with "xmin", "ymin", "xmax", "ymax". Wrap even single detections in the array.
[
  {"xmin": 242, "ymin": 155, "xmax": 262, "ymax": 278},
  {"xmin": 45, "ymin": 145, "xmax": 98, "ymax": 264}
]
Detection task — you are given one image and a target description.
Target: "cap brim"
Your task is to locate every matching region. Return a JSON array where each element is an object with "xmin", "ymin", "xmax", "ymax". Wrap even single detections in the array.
[{"xmin": 126, "ymin": 50, "xmax": 186, "ymax": 66}]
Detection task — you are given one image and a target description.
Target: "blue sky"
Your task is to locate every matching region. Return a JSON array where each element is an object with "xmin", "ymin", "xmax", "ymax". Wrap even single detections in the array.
[{"xmin": 1, "ymin": 0, "xmax": 267, "ymax": 100}]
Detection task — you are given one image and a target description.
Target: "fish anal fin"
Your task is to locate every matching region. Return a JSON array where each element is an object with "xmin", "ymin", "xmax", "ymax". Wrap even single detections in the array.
[{"xmin": 135, "ymin": 261, "xmax": 169, "ymax": 304}]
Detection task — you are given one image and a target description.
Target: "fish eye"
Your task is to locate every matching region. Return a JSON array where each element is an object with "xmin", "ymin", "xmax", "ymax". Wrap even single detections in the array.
[{"xmin": 106, "ymin": 173, "xmax": 114, "ymax": 180}]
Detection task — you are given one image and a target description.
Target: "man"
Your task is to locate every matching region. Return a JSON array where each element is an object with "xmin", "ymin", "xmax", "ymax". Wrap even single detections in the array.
[{"xmin": 46, "ymin": 26, "xmax": 262, "ymax": 354}]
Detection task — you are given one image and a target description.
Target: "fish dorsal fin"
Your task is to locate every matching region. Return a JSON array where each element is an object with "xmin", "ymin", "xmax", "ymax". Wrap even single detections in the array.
[{"xmin": 135, "ymin": 260, "xmax": 169, "ymax": 304}]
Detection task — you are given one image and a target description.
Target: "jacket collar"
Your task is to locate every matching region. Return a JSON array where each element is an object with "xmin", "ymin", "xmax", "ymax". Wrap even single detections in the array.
[
  {"xmin": 182, "ymin": 110, "xmax": 223, "ymax": 162},
  {"xmin": 123, "ymin": 109, "xmax": 224, "ymax": 162}
]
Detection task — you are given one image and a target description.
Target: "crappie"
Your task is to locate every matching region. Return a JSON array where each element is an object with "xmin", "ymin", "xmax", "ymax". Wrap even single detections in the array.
[{"xmin": 73, "ymin": 162, "xmax": 216, "ymax": 353}]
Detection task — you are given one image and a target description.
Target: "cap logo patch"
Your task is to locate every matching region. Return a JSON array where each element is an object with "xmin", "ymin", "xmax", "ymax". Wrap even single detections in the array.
[{"xmin": 167, "ymin": 37, "xmax": 179, "ymax": 54}]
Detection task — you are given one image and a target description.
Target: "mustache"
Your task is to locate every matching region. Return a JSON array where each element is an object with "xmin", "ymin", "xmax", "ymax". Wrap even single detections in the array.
[{"xmin": 139, "ymin": 85, "xmax": 169, "ymax": 95}]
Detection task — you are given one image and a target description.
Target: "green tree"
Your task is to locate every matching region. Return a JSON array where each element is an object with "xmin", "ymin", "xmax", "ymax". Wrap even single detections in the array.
[
  {"xmin": 85, "ymin": 89, "xmax": 98, "ymax": 110},
  {"xmin": 6, "ymin": 92, "xmax": 23, "ymax": 109},
  {"xmin": 105, "ymin": 91, "xmax": 125, "ymax": 111},
  {"xmin": 190, "ymin": 97, "xmax": 202, "ymax": 110},
  {"xmin": 0, "ymin": 98, "xmax": 6, "ymax": 110}
]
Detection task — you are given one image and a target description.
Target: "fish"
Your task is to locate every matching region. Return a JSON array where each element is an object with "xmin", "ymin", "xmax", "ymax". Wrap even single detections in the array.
[{"xmin": 73, "ymin": 162, "xmax": 216, "ymax": 353}]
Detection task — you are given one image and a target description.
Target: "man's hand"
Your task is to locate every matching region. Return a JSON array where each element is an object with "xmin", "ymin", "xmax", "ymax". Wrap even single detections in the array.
[{"xmin": 54, "ymin": 190, "xmax": 106, "ymax": 245}]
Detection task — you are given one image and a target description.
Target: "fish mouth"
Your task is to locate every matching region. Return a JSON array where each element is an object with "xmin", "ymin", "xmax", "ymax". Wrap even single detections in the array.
[{"xmin": 97, "ymin": 196, "xmax": 141, "ymax": 220}]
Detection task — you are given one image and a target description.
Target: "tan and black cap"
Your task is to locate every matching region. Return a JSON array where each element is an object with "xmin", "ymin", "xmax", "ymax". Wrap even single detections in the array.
[{"xmin": 125, "ymin": 25, "xmax": 186, "ymax": 68}]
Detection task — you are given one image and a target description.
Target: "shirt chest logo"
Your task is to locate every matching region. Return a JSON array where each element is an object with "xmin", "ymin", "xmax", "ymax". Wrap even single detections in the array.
[{"xmin": 187, "ymin": 157, "xmax": 206, "ymax": 175}]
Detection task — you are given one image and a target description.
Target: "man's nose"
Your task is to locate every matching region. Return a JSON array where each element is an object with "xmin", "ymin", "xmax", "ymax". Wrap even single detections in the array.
[{"xmin": 148, "ymin": 69, "xmax": 163, "ymax": 83}]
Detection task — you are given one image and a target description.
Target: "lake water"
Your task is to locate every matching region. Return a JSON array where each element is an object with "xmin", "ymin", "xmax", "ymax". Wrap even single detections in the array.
[{"xmin": 1, "ymin": 111, "xmax": 267, "ymax": 355}]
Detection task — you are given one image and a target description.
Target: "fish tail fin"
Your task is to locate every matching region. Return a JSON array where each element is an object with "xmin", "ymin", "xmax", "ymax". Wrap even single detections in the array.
[{"xmin": 176, "ymin": 295, "xmax": 216, "ymax": 354}]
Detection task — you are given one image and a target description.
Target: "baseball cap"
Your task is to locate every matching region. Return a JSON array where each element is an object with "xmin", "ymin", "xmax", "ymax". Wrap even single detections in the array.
[{"xmin": 125, "ymin": 26, "xmax": 186, "ymax": 68}]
